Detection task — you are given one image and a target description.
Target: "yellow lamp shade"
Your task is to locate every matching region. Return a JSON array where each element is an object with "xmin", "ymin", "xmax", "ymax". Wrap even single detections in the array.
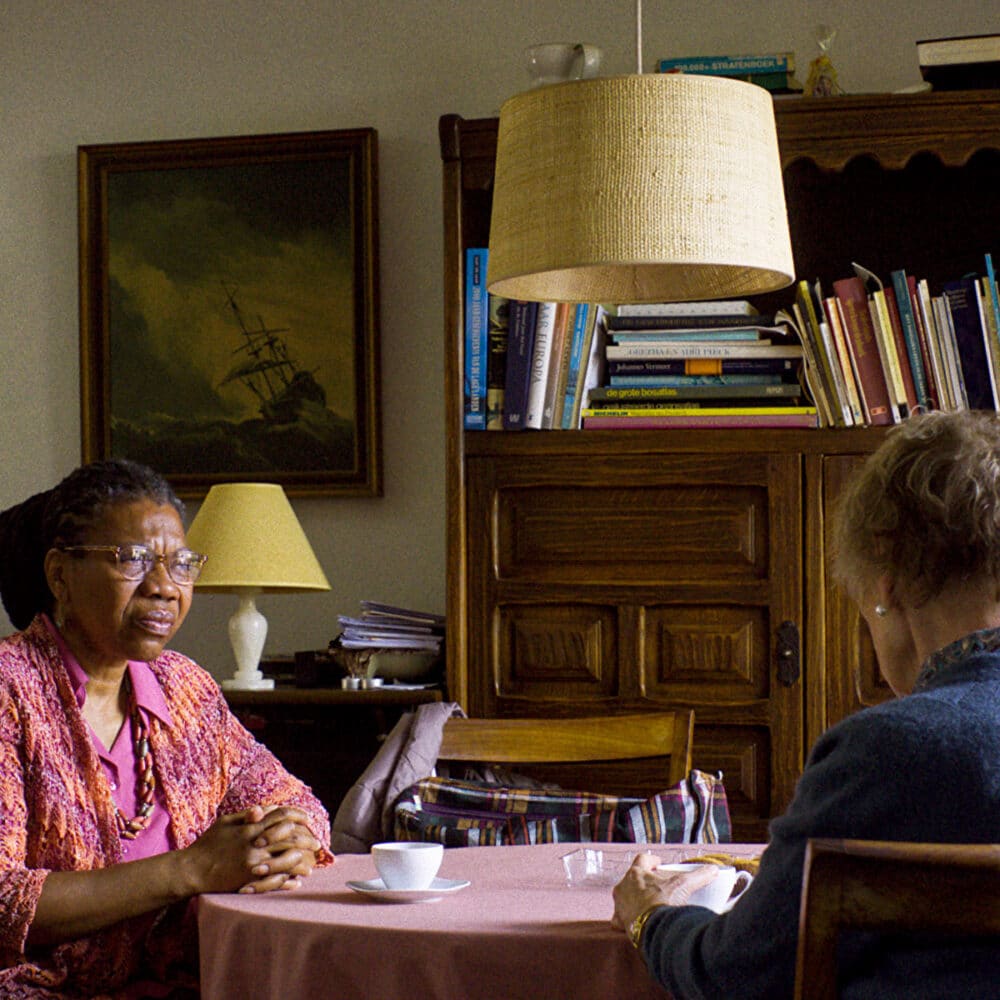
[{"xmin": 185, "ymin": 483, "xmax": 330, "ymax": 593}]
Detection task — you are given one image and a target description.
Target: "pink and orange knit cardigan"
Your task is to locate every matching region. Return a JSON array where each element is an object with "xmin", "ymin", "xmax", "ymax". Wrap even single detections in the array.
[{"xmin": 0, "ymin": 617, "xmax": 331, "ymax": 997}]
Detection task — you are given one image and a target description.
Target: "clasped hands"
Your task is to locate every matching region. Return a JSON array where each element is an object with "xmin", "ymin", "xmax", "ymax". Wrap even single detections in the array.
[
  {"xmin": 611, "ymin": 853, "xmax": 718, "ymax": 932},
  {"xmin": 188, "ymin": 803, "xmax": 326, "ymax": 896}
]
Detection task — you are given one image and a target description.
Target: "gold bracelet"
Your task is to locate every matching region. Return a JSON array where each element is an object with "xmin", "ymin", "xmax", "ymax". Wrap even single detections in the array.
[{"xmin": 627, "ymin": 905, "xmax": 664, "ymax": 949}]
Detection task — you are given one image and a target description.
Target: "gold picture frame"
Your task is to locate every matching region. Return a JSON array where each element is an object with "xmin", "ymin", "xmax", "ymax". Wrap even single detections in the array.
[{"xmin": 78, "ymin": 128, "xmax": 382, "ymax": 497}]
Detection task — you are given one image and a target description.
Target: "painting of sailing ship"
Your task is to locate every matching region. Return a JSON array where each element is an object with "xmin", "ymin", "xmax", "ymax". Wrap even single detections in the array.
[{"xmin": 78, "ymin": 129, "xmax": 381, "ymax": 496}]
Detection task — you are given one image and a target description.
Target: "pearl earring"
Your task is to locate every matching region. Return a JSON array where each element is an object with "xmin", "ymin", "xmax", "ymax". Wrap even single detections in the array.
[{"xmin": 874, "ymin": 604, "xmax": 888, "ymax": 618}]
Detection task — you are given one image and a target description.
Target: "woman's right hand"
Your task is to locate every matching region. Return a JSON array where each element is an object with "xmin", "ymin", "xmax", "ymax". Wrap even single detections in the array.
[{"xmin": 181, "ymin": 805, "xmax": 323, "ymax": 895}]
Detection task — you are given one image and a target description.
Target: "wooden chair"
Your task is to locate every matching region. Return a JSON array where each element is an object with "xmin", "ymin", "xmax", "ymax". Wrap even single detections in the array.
[
  {"xmin": 437, "ymin": 711, "xmax": 694, "ymax": 790},
  {"xmin": 794, "ymin": 838, "xmax": 1000, "ymax": 1000}
]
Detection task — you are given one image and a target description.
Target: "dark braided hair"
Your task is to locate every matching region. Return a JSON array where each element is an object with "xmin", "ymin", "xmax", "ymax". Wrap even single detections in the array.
[{"xmin": 0, "ymin": 459, "xmax": 185, "ymax": 630}]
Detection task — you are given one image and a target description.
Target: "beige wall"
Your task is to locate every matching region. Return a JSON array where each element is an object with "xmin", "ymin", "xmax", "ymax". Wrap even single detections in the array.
[{"xmin": 1, "ymin": 0, "xmax": 993, "ymax": 678}]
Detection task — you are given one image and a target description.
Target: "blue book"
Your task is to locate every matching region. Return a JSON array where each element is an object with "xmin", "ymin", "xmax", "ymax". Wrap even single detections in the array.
[
  {"xmin": 889, "ymin": 269, "xmax": 931, "ymax": 411},
  {"xmin": 942, "ymin": 275, "xmax": 998, "ymax": 410},
  {"xmin": 463, "ymin": 248, "xmax": 489, "ymax": 429},
  {"xmin": 985, "ymin": 254, "xmax": 1000, "ymax": 348},
  {"xmin": 502, "ymin": 301, "xmax": 538, "ymax": 430},
  {"xmin": 560, "ymin": 304, "xmax": 590, "ymax": 429},
  {"xmin": 657, "ymin": 52, "xmax": 793, "ymax": 75}
]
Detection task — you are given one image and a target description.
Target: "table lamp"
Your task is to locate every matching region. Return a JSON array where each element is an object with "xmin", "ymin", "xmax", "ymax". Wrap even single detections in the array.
[
  {"xmin": 185, "ymin": 482, "xmax": 331, "ymax": 690},
  {"xmin": 486, "ymin": 0, "xmax": 794, "ymax": 305}
]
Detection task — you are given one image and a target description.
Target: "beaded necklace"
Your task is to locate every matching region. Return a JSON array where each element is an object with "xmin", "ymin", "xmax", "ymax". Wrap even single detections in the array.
[{"xmin": 114, "ymin": 677, "xmax": 156, "ymax": 839}]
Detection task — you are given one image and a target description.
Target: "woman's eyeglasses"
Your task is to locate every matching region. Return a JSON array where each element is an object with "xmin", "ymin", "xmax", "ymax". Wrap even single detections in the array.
[{"xmin": 58, "ymin": 543, "xmax": 207, "ymax": 585}]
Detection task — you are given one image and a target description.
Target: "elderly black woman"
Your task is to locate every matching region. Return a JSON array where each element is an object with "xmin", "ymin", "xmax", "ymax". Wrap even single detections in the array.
[
  {"xmin": 0, "ymin": 459, "xmax": 332, "ymax": 997},
  {"xmin": 612, "ymin": 409, "xmax": 1000, "ymax": 999}
]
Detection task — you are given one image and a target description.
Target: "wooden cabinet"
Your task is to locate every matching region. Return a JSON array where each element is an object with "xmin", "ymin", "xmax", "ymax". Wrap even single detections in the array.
[{"xmin": 440, "ymin": 92, "xmax": 1000, "ymax": 840}]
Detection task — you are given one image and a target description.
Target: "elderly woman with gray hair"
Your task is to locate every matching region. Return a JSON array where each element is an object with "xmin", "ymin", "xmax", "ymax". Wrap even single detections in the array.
[{"xmin": 613, "ymin": 410, "xmax": 1000, "ymax": 999}]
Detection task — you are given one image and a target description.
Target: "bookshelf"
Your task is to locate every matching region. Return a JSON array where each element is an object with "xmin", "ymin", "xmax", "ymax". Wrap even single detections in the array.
[{"xmin": 440, "ymin": 91, "xmax": 1000, "ymax": 840}]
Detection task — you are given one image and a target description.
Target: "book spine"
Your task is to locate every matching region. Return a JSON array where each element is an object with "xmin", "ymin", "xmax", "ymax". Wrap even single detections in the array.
[
  {"xmin": 525, "ymin": 302, "xmax": 557, "ymax": 429},
  {"xmin": 795, "ymin": 282, "xmax": 848, "ymax": 426},
  {"xmin": 907, "ymin": 277, "xmax": 939, "ymax": 410},
  {"xmin": 889, "ymin": 271, "xmax": 931, "ymax": 411},
  {"xmin": 582, "ymin": 406, "xmax": 817, "ymax": 417},
  {"xmin": 463, "ymin": 248, "xmax": 489, "ymax": 429},
  {"xmin": 943, "ymin": 278, "xmax": 997, "ymax": 409},
  {"xmin": 657, "ymin": 52, "xmax": 793, "ymax": 74},
  {"xmin": 486, "ymin": 294, "xmax": 509, "ymax": 430},
  {"xmin": 605, "ymin": 342, "xmax": 801, "ymax": 360},
  {"xmin": 975, "ymin": 278, "xmax": 1000, "ymax": 405},
  {"xmin": 608, "ymin": 373, "xmax": 786, "ymax": 387},
  {"xmin": 615, "ymin": 299, "xmax": 754, "ymax": 317},
  {"xmin": 560, "ymin": 303, "xmax": 590, "ymax": 429},
  {"xmin": 609, "ymin": 329, "xmax": 764, "ymax": 342},
  {"xmin": 822, "ymin": 296, "xmax": 865, "ymax": 424},
  {"xmin": 582, "ymin": 412, "xmax": 819, "ymax": 430},
  {"xmin": 589, "ymin": 382, "xmax": 802, "ymax": 401},
  {"xmin": 915, "ymin": 280, "xmax": 951, "ymax": 410},
  {"xmin": 502, "ymin": 301, "xmax": 538, "ymax": 430},
  {"xmin": 934, "ymin": 294, "xmax": 969, "ymax": 408},
  {"xmin": 608, "ymin": 357, "xmax": 800, "ymax": 376},
  {"xmin": 867, "ymin": 291, "xmax": 908, "ymax": 418},
  {"xmin": 832, "ymin": 276, "xmax": 896, "ymax": 425},
  {"xmin": 790, "ymin": 301, "xmax": 834, "ymax": 428},
  {"xmin": 606, "ymin": 313, "xmax": 775, "ymax": 331},
  {"xmin": 575, "ymin": 307, "xmax": 607, "ymax": 421},
  {"xmin": 544, "ymin": 302, "xmax": 574, "ymax": 428}
]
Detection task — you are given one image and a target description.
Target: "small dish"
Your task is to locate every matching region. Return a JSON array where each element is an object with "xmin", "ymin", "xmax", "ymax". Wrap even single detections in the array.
[
  {"xmin": 561, "ymin": 847, "xmax": 634, "ymax": 887},
  {"xmin": 346, "ymin": 876, "xmax": 471, "ymax": 903}
]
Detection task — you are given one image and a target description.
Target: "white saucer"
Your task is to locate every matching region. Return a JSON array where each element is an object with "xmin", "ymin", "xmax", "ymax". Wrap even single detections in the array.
[{"xmin": 346, "ymin": 876, "xmax": 471, "ymax": 903}]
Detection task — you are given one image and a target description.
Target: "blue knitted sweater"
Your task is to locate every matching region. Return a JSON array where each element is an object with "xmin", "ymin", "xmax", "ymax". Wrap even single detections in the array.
[{"xmin": 642, "ymin": 628, "xmax": 1000, "ymax": 1000}]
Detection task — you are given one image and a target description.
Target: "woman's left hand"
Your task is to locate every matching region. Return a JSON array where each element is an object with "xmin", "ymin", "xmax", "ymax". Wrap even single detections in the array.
[
  {"xmin": 237, "ymin": 804, "xmax": 324, "ymax": 894},
  {"xmin": 611, "ymin": 854, "xmax": 719, "ymax": 931}
]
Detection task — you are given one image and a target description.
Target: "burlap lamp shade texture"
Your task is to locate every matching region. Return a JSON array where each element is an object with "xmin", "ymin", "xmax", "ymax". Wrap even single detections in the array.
[{"xmin": 486, "ymin": 73, "xmax": 795, "ymax": 304}]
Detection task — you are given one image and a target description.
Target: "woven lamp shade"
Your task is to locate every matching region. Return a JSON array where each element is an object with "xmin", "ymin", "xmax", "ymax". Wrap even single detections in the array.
[
  {"xmin": 486, "ymin": 73, "xmax": 795, "ymax": 304},
  {"xmin": 185, "ymin": 483, "xmax": 330, "ymax": 594}
]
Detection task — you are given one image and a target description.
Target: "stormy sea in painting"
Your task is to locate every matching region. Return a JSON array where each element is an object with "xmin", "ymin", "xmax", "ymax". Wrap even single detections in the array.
[{"xmin": 111, "ymin": 403, "xmax": 356, "ymax": 474}]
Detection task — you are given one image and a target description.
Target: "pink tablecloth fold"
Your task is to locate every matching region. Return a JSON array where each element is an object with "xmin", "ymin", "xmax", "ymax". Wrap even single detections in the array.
[{"xmin": 198, "ymin": 841, "xmax": 763, "ymax": 1000}]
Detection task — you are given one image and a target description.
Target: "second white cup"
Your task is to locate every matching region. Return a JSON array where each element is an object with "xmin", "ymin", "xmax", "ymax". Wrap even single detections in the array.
[
  {"xmin": 658, "ymin": 863, "xmax": 753, "ymax": 912},
  {"xmin": 372, "ymin": 841, "xmax": 444, "ymax": 890}
]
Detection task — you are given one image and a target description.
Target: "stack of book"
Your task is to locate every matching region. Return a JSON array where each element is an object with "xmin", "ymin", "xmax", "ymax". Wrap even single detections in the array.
[
  {"xmin": 335, "ymin": 601, "xmax": 445, "ymax": 654},
  {"xmin": 656, "ymin": 51, "xmax": 804, "ymax": 96},
  {"xmin": 464, "ymin": 246, "xmax": 608, "ymax": 430},
  {"xmin": 787, "ymin": 254, "xmax": 1000, "ymax": 427},
  {"xmin": 917, "ymin": 34, "xmax": 1000, "ymax": 91},
  {"xmin": 580, "ymin": 300, "xmax": 814, "ymax": 428}
]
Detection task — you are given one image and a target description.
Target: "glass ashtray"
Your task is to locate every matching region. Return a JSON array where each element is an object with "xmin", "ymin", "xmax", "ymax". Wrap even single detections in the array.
[{"xmin": 561, "ymin": 847, "xmax": 635, "ymax": 887}]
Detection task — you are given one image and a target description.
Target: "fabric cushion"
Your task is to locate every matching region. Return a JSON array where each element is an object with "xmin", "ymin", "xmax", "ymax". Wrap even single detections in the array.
[{"xmin": 393, "ymin": 769, "xmax": 730, "ymax": 846}]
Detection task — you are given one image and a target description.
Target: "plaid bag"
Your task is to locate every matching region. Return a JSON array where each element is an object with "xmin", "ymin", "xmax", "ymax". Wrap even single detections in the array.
[{"xmin": 393, "ymin": 769, "xmax": 730, "ymax": 846}]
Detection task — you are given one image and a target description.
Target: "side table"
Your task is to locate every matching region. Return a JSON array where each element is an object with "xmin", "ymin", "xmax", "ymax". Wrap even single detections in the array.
[{"xmin": 224, "ymin": 686, "xmax": 444, "ymax": 818}]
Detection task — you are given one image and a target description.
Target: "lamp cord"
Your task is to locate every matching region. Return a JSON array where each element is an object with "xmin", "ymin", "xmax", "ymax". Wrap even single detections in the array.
[{"xmin": 635, "ymin": 0, "xmax": 643, "ymax": 74}]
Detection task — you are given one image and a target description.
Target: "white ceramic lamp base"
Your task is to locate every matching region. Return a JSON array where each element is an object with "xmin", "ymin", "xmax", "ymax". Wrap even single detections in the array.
[{"xmin": 222, "ymin": 591, "xmax": 275, "ymax": 690}]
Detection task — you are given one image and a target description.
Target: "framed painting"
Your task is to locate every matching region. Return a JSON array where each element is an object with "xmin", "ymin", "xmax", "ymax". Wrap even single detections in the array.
[{"xmin": 78, "ymin": 128, "xmax": 382, "ymax": 497}]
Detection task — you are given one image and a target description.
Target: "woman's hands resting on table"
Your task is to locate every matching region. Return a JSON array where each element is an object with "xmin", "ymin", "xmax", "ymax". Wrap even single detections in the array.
[
  {"xmin": 185, "ymin": 804, "xmax": 324, "ymax": 895},
  {"xmin": 30, "ymin": 804, "xmax": 326, "ymax": 947},
  {"xmin": 611, "ymin": 854, "xmax": 719, "ymax": 933}
]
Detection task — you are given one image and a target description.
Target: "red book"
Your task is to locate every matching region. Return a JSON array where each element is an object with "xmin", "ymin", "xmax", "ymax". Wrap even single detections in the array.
[{"xmin": 831, "ymin": 277, "xmax": 896, "ymax": 425}]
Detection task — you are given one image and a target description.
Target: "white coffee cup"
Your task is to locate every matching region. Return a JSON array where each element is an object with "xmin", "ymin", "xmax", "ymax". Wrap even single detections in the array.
[
  {"xmin": 657, "ymin": 863, "xmax": 753, "ymax": 913},
  {"xmin": 525, "ymin": 42, "xmax": 603, "ymax": 88},
  {"xmin": 372, "ymin": 841, "xmax": 444, "ymax": 890}
]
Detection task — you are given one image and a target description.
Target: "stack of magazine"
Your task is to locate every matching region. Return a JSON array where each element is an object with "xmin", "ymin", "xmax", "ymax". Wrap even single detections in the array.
[{"xmin": 335, "ymin": 601, "xmax": 445, "ymax": 654}]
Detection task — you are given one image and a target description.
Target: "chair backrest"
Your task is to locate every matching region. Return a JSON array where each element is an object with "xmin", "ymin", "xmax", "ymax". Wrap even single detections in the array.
[
  {"xmin": 794, "ymin": 838, "xmax": 1000, "ymax": 1000},
  {"xmin": 438, "ymin": 711, "xmax": 694, "ymax": 789}
]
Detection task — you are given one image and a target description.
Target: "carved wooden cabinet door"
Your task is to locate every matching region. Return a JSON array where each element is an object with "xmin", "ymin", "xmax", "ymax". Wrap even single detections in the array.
[{"xmin": 466, "ymin": 449, "xmax": 804, "ymax": 842}]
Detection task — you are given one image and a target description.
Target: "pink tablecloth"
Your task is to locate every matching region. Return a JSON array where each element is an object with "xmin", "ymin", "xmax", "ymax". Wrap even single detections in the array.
[{"xmin": 198, "ymin": 842, "xmax": 763, "ymax": 1000}]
